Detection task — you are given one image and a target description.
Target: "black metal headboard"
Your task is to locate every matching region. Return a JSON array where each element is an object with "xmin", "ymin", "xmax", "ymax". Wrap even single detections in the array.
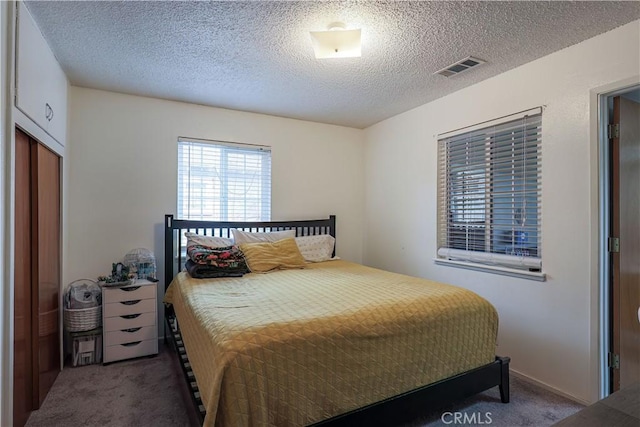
[{"xmin": 164, "ymin": 214, "xmax": 336, "ymax": 292}]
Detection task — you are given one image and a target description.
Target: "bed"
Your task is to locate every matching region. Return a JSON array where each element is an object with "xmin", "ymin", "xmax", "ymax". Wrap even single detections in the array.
[{"xmin": 163, "ymin": 214, "xmax": 510, "ymax": 426}]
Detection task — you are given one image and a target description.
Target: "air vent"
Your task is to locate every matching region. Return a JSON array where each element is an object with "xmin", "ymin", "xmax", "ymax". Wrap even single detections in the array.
[{"xmin": 435, "ymin": 56, "xmax": 486, "ymax": 77}]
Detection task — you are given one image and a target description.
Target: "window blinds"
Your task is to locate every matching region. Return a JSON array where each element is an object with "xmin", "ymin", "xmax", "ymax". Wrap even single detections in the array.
[
  {"xmin": 177, "ymin": 138, "xmax": 271, "ymax": 221},
  {"xmin": 437, "ymin": 110, "xmax": 542, "ymax": 270}
]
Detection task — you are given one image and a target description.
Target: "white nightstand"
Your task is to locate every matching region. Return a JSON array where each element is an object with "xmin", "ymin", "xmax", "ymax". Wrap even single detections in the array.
[{"xmin": 101, "ymin": 279, "xmax": 158, "ymax": 364}]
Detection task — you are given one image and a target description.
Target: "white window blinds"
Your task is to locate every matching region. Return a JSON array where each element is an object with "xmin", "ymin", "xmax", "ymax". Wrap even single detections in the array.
[
  {"xmin": 178, "ymin": 138, "xmax": 271, "ymax": 221},
  {"xmin": 437, "ymin": 109, "xmax": 542, "ymax": 271}
]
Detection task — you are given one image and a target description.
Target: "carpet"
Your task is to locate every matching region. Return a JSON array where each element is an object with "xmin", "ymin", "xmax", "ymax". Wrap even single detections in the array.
[
  {"xmin": 26, "ymin": 346, "xmax": 195, "ymax": 427},
  {"xmin": 26, "ymin": 345, "xmax": 584, "ymax": 427},
  {"xmin": 406, "ymin": 375, "xmax": 585, "ymax": 426}
]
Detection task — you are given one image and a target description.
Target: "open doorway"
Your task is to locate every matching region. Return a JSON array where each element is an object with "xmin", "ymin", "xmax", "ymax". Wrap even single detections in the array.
[{"xmin": 599, "ymin": 85, "xmax": 640, "ymax": 397}]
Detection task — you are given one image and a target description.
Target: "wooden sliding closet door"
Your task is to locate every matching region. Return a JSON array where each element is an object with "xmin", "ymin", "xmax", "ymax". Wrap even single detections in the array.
[
  {"xmin": 35, "ymin": 142, "xmax": 61, "ymax": 405},
  {"xmin": 13, "ymin": 128, "xmax": 61, "ymax": 425},
  {"xmin": 14, "ymin": 128, "xmax": 35, "ymax": 427}
]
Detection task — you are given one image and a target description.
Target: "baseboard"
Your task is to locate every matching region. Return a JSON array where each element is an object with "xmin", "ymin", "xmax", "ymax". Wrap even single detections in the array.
[{"xmin": 510, "ymin": 369, "xmax": 590, "ymax": 406}]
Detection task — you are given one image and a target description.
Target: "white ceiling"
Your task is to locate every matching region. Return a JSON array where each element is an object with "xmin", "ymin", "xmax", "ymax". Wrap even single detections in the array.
[{"xmin": 25, "ymin": 1, "xmax": 640, "ymax": 129}]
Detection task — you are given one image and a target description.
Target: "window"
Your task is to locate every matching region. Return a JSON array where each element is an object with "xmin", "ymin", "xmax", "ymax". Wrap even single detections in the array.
[
  {"xmin": 437, "ymin": 109, "xmax": 542, "ymax": 273},
  {"xmin": 178, "ymin": 138, "xmax": 271, "ymax": 221}
]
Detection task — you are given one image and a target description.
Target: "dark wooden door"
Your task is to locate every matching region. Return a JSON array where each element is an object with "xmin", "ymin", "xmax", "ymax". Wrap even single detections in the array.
[
  {"xmin": 611, "ymin": 96, "xmax": 640, "ymax": 392},
  {"xmin": 13, "ymin": 128, "xmax": 61, "ymax": 425},
  {"xmin": 14, "ymin": 128, "xmax": 36, "ymax": 427},
  {"xmin": 35, "ymin": 142, "xmax": 61, "ymax": 405}
]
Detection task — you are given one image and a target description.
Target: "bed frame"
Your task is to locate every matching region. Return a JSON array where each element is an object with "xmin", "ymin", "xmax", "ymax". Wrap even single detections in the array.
[{"xmin": 163, "ymin": 214, "xmax": 510, "ymax": 426}]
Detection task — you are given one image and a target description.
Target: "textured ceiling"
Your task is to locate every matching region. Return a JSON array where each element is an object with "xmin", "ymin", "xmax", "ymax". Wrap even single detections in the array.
[{"xmin": 26, "ymin": 1, "xmax": 640, "ymax": 129}]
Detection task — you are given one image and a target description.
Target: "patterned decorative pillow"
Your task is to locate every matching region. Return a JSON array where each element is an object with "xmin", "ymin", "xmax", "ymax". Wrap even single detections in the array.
[
  {"xmin": 187, "ymin": 244, "xmax": 247, "ymax": 269},
  {"xmin": 294, "ymin": 234, "xmax": 336, "ymax": 262}
]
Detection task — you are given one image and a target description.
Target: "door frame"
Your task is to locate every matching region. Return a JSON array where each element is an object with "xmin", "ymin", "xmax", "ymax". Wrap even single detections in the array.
[{"xmin": 597, "ymin": 82, "xmax": 640, "ymax": 399}]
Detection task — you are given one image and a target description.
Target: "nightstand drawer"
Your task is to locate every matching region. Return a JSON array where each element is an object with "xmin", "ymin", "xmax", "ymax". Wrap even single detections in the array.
[
  {"xmin": 105, "ymin": 299, "xmax": 155, "ymax": 317},
  {"xmin": 104, "ymin": 284, "xmax": 156, "ymax": 303},
  {"xmin": 104, "ymin": 312, "xmax": 156, "ymax": 332},
  {"xmin": 101, "ymin": 280, "xmax": 158, "ymax": 363},
  {"xmin": 104, "ymin": 339, "xmax": 157, "ymax": 363},
  {"xmin": 105, "ymin": 325, "xmax": 157, "ymax": 346}
]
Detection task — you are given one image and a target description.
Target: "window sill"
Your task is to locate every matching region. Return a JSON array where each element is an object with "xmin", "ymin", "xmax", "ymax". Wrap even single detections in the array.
[{"xmin": 433, "ymin": 258, "xmax": 546, "ymax": 282}]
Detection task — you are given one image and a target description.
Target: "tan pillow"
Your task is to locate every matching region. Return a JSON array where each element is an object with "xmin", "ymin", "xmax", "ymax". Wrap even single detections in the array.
[
  {"xmin": 232, "ymin": 228, "xmax": 296, "ymax": 244},
  {"xmin": 239, "ymin": 238, "xmax": 306, "ymax": 273}
]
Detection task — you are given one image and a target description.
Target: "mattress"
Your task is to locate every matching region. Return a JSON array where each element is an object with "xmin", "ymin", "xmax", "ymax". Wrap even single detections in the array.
[{"xmin": 164, "ymin": 260, "xmax": 498, "ymax": 426}]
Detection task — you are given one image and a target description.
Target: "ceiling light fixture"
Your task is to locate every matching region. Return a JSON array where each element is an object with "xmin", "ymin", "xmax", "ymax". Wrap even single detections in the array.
[{"xmin": 309, "ymin": 22, "xmax": 361, "ymax": 59}]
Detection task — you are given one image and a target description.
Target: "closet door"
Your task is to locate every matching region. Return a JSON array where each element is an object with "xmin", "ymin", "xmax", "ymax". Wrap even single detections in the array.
[
  {"xmin": 14, "ymin": 128, "xmax": 35, "ymax": 427},
  {"xmin": 13, "ymin": 128, "xmax": 61, "ymax": 424},
  {"xmin": 35, "ymin": 142, "xmax": 61, "ymax": 405}
]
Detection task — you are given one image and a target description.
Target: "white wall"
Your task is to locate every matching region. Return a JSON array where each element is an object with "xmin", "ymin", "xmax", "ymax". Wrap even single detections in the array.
[
  {"xmin": 363, "ymin": 20, "xmax": 640, "ymax": 404},
  {"xmin": 67, "ymin": 88, "xmax": 365, "ymax": 334}
]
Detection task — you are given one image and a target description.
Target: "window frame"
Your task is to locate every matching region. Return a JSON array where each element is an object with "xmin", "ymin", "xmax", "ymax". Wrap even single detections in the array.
[
  {"xmin": 177, "ymin": 137, "xmax": 272, "ymax": 223},
  {"xmin": 435, "ymin": 108, "xmax": 545, "ymax": 281}
]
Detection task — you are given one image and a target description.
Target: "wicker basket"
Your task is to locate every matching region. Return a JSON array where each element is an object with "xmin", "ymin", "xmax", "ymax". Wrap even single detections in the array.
[
  {"xmin": 64, "ymin": 305, "xmax": 102, "ymax": 332},
  {"xmin": 64, "ymin": 279, "xmax": 102, "ymax": 332}
]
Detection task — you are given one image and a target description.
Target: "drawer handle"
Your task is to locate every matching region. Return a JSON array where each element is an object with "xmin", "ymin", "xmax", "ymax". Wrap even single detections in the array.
[
  {"xmin": 120, "ymin": 314, "xmax": 141, "ymax": 320},
  {"xmin": 121, "ymin": 341, "xmax": 141, "ymax": 347},
  {"xmin": 121, "ymin": 286, "xmax": 141, "ymax": 292},
  {"xmin": 122, "ymin": 327, "xmax": 142, "ymax": 333},
  {"xmin": 120, "ymin": 300, "xmax": 141, "ymax": 306}
]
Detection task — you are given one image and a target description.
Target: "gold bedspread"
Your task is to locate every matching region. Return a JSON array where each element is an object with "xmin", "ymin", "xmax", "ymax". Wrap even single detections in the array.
[{"xmin": 165, "ymin": 260, "xmax": 498, "ymax": 427}]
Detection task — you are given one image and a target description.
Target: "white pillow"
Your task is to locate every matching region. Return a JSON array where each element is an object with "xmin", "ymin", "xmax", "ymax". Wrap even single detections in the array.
[
  {"xmin": 232, "ymin": 229, "xmax": 296, "ymax": 244},
  {"xmin": 184, "ymin": 231, "xmax": 233, "ymax": 248},
  {"xmin": 295, "ymin": 234, "xmax": 336, "ymax": 263}
]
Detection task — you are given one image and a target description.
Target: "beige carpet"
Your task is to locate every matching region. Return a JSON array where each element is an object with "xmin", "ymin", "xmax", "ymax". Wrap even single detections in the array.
[
  {"xmin": 408, "ymin": 375, "xmax": 584, "ymax": 426},
  {"xmin": 26, "ymin": 344, "xmax": 584, "ymax": 427},
  {"xmin": 26, "ymin": 345, "xmax": 195, "ymax": 427}
]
